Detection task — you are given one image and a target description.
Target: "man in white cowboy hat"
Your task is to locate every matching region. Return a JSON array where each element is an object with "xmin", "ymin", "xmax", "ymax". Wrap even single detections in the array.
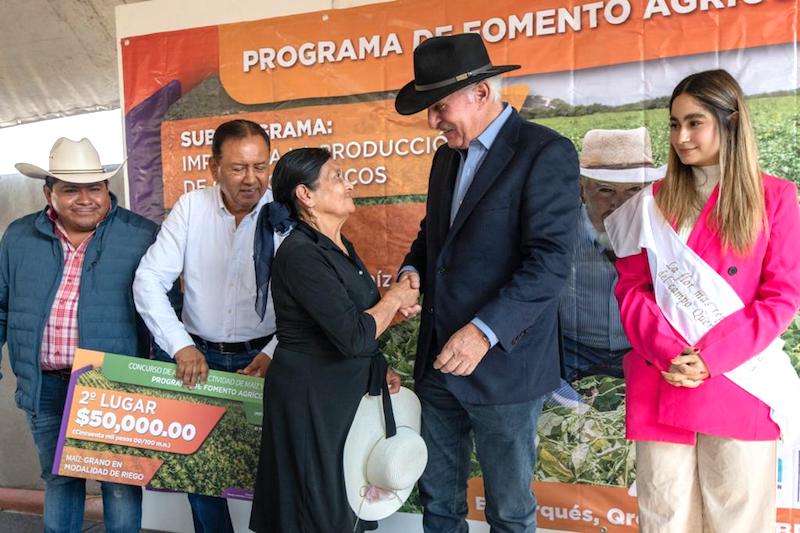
[
  {"xmin": 0, "ymin": 137, "xmax": 160, "ymax": 532},
  {"xmin": 394, "ymin": 33, "xmax": 580, "ymax": 531},
  {"xmin": 558, "ymin": 127, "xmax": 665, "ymax": 382},
  {"xmin": 133, "ymin": 119, "xmax": 284, "ymax": 533}
]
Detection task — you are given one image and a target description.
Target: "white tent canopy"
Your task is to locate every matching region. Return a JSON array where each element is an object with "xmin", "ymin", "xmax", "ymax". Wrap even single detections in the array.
[{"xmin": 0, "ymin": 0, "xmax": 138, "ymax": 128}]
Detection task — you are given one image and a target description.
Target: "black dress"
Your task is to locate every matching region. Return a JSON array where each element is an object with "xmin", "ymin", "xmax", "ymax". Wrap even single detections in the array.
[{"xmin": 250, "ymin": 222, "xmax": 383, "ymax": 533}]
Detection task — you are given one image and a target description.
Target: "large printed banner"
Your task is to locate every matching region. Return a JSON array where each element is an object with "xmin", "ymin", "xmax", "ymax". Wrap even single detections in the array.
[
  {"xmin": 118, "ymin": 0, "xmax": 800, "ymax": 529},
  {"xmin": 160, "ymin": 87, "xmax": 527, "ymax": 207},
  {"xmin": 121, "ymin": 0, "xmax": 800, "ymax": 222},
  {"xmin": 53, "ymin": 349, "xmax": 263, "ymax": 498},
  {"xmin": 215, "ymin": 0, "xmax": 793, "ymax": 103}
]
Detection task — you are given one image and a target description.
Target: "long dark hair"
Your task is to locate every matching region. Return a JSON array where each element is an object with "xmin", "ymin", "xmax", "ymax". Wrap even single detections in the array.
[{"xmin": 271, "ymin": 148, "xmax": 331, "ymax": 220}]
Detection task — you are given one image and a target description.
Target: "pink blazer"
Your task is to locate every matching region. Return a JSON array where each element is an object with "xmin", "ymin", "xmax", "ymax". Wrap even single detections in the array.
[{"xmin": 615, "ymin": 174, "xmax": 800, "ymax": 444}]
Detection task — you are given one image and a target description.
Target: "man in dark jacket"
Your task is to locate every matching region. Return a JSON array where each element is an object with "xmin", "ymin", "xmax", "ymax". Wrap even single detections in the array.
[
  {"xmin": 0, "ymin": 138, "xmax": 158, "ymax": 533},
  {"xmin": 394, "ymin": 34, "xmax": 580, "ymax": 532}
]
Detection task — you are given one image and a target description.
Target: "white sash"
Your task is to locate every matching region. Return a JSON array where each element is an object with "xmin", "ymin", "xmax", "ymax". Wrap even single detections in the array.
[{"xmin": 606, "ymin": 185, "xmax": 800, "ymax": 445}]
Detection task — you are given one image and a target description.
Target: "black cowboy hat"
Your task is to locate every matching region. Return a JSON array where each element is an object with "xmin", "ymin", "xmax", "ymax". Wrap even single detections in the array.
[{"xmin": 394, "ymin": 33, "xmax": 520, "ymax": 116}]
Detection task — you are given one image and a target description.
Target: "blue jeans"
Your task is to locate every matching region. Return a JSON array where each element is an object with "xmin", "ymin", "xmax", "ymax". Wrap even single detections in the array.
[
  {"xmin": 153, "ymin": 342, "xmax": 260, "ymax": 533},
  {"xmin": 561, "ymin": 337, "xmax": 627, "ymax": 381},
  {"xmin": 27, "ymin": 373, "xmax": 142, "ymax": 533},
  {"xmin": 416, "ymin": 372, "xmax": 544, "ymax": 533}
]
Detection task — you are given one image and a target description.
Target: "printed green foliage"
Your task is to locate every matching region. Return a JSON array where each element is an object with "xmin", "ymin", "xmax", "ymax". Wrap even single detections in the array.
[
  {"xmin": 785, "ymin": 318, "xmax": 800, "ymax": 374},
  {"xmin": 381, "ymin": 310, "xmax": 800, "ymax": 507},
  {"xmin": 379, "ymin": 317, "xmax": 419, "ymax": 390},
  {"xmin": 535, "ymin": 376, "xmax": 634, "ymax": 487}
]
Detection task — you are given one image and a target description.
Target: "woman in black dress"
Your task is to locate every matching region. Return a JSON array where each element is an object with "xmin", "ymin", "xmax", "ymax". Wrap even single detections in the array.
[{"xmin": 249, "ymin": 148, "xmax": 420, "ymax": 532}]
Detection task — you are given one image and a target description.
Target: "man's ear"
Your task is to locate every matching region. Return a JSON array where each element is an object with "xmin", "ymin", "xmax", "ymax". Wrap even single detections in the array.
[
  {"xmin": 208, "ymin": 156, "xmax": 220, "ymax": 182},
  {"xmin": 43, "ymin": 184, "xmax": 53, "ymax": 206},
  {"xmin": 474, "ymin": 80, "xmax": 491, "ymax": 104},
  {"xmin": 579, "ymin": 177, "xmax": 588, "ymax": 205}
]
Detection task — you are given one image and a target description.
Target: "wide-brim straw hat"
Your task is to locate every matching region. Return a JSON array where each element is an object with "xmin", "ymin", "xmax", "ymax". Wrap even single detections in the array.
[
  {"xmin": 395, "ymin": 33, "xmax": 520, "ymax": 116},
  {"xmin": 16, "ymin": 137, "xmax": 123, "ymax": 184},
  {"xmin": 579, "ymin": 127, "xmax": 666, "ymax": 183},
  {"xmin": 343, "ymin": 387, "xmax": 427, "ymax": 521}
]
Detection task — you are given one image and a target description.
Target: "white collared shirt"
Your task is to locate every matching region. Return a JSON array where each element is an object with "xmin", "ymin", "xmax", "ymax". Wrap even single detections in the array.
[{"xmin": 133, "ymin": 185, "xmax": 283, "ymax": 357}]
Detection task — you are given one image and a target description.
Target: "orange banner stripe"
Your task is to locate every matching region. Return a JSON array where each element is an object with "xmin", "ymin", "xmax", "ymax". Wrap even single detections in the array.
[{"xmin": 218, "ymin": 0, "xmax": 795, "ymax": 104}]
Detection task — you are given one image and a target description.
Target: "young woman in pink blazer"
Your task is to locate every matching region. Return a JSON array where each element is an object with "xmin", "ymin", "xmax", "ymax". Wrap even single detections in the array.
[{"xmin": 613, "ymin": 69, "xmax": 800, "ymax": 532}]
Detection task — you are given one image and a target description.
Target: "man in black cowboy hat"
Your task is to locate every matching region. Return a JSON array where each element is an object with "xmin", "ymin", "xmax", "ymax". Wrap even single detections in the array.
[{"xmin": 395, "ymin": 33, "xmax": 580, "ymax": 531}]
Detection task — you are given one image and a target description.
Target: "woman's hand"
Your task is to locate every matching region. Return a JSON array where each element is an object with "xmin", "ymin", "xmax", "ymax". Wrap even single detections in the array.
[
  {"xmin": 660, "ymin": 347, "xmax": 709, "ymax": 387},
  {"xmin": 386, "ymin": 367, "xmax": 402, "ymax": 394},
  {"xmin": 396, "ymin": 272, "xmax": 422, "ymax": 318},
  {"xmin": 384, "ymin": 276, "xmax": 421, "ymax": 317},
  {"xmin": 367, "ymin": 276, "xmax": 421, "ymax": 336}
]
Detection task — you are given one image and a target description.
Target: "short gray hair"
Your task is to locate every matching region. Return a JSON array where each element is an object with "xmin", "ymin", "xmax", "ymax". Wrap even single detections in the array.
[
  {"xmin": 486, "ymin": 76, "xmax": 503, "ymax": 102},
  {"xmin": 463, "ymin": 76, "xmax": 504, "ymax": 103}
]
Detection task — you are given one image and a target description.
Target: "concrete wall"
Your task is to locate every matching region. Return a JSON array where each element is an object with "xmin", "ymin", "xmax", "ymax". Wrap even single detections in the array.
[
  {"xmin": 0, "ymin": 172, "xmax": 126, "ymax": 492},
  {"xmin": 0, "ymin": 348, "xmax": 41, "ymax": 489}
]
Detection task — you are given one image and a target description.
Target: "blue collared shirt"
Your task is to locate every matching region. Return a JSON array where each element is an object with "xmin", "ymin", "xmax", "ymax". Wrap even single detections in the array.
[
  {"xmin": 400, "ymin": 104, "xmax": 513, "ymax": 349},
  {"xmin": 558, "ymin": 206, "xmax": 630, "ymax": 352},
  {"xmin": 450, "ymin": 103, "xmax": 514, "ymax": 225},
  {"xmin": 454, "ymin": 104, "xmax": 513, "ymax": 347}
]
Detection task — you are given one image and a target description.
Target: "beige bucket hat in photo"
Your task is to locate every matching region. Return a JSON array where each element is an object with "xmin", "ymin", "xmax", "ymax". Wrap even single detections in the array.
[
  {"xmin": 580, "ymin": 127, "xmax": 666, "ymax": 183},
  {"xmin": 16, "ymin": 137, "xmax": 123, "ymax": 184}
]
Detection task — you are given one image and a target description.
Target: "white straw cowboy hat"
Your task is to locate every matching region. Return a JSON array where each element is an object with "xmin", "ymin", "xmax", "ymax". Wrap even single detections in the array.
[
  {"xmin": 15, "ymin": 137, "xmax": 124, "ymax": 184},
  {"xmin": 580, "ymin": 127, "xmax": 666, "ymax": 183},
  {"xmin": 343, "ymin": 387, "xmax": 427, "ymax": 521}
]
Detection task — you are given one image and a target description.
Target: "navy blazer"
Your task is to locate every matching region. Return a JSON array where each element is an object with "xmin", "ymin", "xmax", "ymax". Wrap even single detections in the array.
[{"xmin": 403, "ymin": 109, "xmax": 580, "ymax": 404}]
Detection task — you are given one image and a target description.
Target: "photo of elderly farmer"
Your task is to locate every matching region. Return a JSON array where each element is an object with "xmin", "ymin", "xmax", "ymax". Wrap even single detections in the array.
[{"xmin": 559, "ymin": 127, "xmax": 665, "ymax": 382}]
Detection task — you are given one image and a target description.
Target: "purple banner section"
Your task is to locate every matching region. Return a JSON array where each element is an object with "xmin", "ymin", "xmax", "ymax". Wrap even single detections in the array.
[
  {"xmin": 221, "ymin": 487, "xmax": 254, "ymax": 501},
  {"xmin": 125, "ymin": 80, "xmax": 182, "ymax": 222}
]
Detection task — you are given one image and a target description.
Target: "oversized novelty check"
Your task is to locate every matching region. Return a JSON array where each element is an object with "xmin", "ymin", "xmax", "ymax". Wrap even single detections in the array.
[{"xmin": 53, "ymin": 348, "xmax": 263, "ymax": 499}]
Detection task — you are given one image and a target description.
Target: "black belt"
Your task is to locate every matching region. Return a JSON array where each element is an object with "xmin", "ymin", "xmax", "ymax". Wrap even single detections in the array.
[
  {"xmin": 42, "ymin": 368, "xmax": 72, "ymax": 379},
  {"xmin": 190, "ymin": 333, "xmax": 274, "ymax": 354}
]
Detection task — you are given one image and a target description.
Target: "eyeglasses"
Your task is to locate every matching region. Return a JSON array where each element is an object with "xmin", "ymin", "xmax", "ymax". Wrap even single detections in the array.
[{"xmin": 225, "ymin": 163, "xmax": 269, "ymax": 177}]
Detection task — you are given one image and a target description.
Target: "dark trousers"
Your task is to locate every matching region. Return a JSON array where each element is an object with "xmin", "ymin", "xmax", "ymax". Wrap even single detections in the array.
[
  {"xmin": 153, "ymin": 343, "xmax": 261, "ymax": 533},
  {"xmin": 416, "ymin": 372, "xmax": 545, "ymax": 533}
]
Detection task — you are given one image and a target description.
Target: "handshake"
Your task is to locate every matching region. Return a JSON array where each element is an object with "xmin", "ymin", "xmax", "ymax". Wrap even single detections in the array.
[{"xmin": 384, "ymin": 271, "xmax": 422, "ymax": 320}]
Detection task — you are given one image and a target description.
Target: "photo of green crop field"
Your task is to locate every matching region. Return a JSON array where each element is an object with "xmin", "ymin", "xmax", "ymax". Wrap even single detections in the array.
[
  {"xmin": 381, "ymin": 92, "xmax": 800, "ymax": 512},
  {"xmin": 66, "ymin": 369, "xmax": 260, "ymax": 496},
  {"xmin": 535, "ymin": 93, "xmax": 800, "ymax": 185}
]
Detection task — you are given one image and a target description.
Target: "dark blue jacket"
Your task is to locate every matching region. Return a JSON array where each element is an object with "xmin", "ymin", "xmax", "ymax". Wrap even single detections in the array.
[
  {"xmin": 0, "ymin": 194, "xmax": 158, "ymax": 414},
  {"xmin": 404, "ymin": 110, "xmax": 580, "ymax": 404}
]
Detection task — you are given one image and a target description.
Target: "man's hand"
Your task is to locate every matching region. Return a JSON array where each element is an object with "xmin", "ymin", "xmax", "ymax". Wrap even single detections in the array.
[
  {"xmin": 397, "ymin": 271, "xmax": 421, "ymax": 318},
  {"xmin": 238, "ymin": 353, "xmax": 271, "ymax": 378},
  {"xmin": 386, "ymin": 367, "xmax": 402, "ymax": 394},
  {"xmin": 399, "ymin": 271, "xmax": 420, "ymax": 289},
  {"xmin": 661, "ymin": 347, "xmax": 708, "ymax": 387},
  {"xmin": 434, "ymin": 323, "xmax": 491, "ymax": 376},
  {"xmin": 174, "ymin": 346, "xmax": 209, "ymax": 388}
]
